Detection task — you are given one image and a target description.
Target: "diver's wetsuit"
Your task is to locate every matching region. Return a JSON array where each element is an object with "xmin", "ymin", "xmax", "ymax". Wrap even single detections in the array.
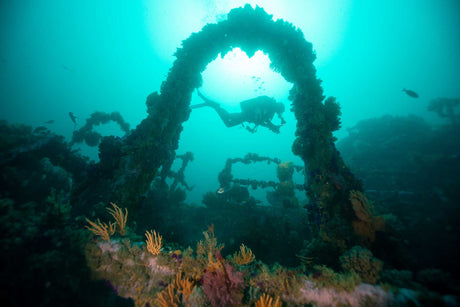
[{"xmin": 192, "ymin": 90, "xmax": 286, "ymax": 133}]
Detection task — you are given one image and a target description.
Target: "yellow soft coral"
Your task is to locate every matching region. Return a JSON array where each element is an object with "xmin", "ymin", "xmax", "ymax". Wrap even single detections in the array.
[
  {"xmin": 153, "ymin": 274, "xmax": 195, "ymax": 307},
  {"xmin": 196, "ymin": 224, "xmax": 225, "ymax": 270},
  {"xmin": 233, "ymin": 244, "xmax": 255, "ymax": 265},
  {"xmin": 255, "ymin": 293, "xmax": 282, "ymax": 307},
  {"xmin": 85, "ymin": 218, "xmax": 115, "ymax": 241},
  {"xmin": 175, "ymin": 273, "xmax": 195, "ymax": 302},
  {"xmin": 145, "ymin": 230, "xmax": 162, "ymax": 255},
  {"xmin": 154, "ymin": 283, "xmax": 180, "ymax": 307},
  {"xmin": 106, "ymin": 202, "xmax": 128, "ymax": 235}
]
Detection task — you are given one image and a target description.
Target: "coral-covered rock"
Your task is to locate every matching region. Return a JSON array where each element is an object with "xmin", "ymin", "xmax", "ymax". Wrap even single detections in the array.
[{"xmin": 340, "ymin": 246, "xmax": 383, "ymax": 284}]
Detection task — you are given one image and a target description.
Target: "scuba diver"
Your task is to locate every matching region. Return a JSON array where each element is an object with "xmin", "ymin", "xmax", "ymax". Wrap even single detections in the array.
[{"xmin": 191, "ymin": 90, "xmax": 286, "ymax": 133}]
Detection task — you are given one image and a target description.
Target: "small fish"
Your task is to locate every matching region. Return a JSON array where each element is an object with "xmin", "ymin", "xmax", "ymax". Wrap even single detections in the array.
[
  {"xmin": 402, "ymin": 88, "xmax": 419, "ymax": 98},
  {"xmin": 44, "ymin": 120, "xmax": 54, "ymax": 124},
  {"xmin": 69, "ymin": 112, "xmax": 77, "ymax": 125}
]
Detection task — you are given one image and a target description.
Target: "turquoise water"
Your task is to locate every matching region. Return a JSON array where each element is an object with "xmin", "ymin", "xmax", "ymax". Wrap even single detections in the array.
[
  {"xmin": 0, "ymin": 2, "xmax": 460, "ymax": 305},
  {"xmin": 1, "ymin": 1, "xmax": 459, "ymax": 204}
]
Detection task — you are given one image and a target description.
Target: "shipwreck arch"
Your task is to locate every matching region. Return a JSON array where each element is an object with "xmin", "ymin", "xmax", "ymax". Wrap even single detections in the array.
[{"xmin": 84, "ymin": 5, "xmax": 375, "ymax": 254}]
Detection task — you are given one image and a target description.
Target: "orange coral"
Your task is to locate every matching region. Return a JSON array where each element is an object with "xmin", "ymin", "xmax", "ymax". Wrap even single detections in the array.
[
  {"xmin": 255, "ymin": 293, "xmax": 282, "ymax": 307},
  {"xmin": 196, "ymin": 225, "xmax": 225, "ymax": 271},
  {"xmin": 174, "ymin": 273, "xmax": 195, "ymax": 301},
  {"xmin": 145, "ymin": 230, "xmax": 162, "ymax": 255},
  {"xmin": 233, "ymin": 244, "xmax": 255, "ymax": 265},
  {"xmin": 153, "ymin": 273, "xmax": 195, "ymax": 306},
  {"xmin": 85, "ymin": 218, "xmax": 115, "ymax": 241},
  {"xmin": 106, "ymin": 202, "xmax": 128, "ymax": 235},
  {"xmin": 154, "ymin": 283, "xmax": 180, "ymax": 307}
]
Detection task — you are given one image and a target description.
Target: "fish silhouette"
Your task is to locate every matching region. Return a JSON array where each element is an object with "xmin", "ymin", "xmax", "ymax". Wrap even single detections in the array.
[
  {"xmin": 402, "ymin": 88, "xmax": 419, "ymax": 98},
  {"xmin": 69, "ymin": 112, "xmax": 77, "ymax": 125}
]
